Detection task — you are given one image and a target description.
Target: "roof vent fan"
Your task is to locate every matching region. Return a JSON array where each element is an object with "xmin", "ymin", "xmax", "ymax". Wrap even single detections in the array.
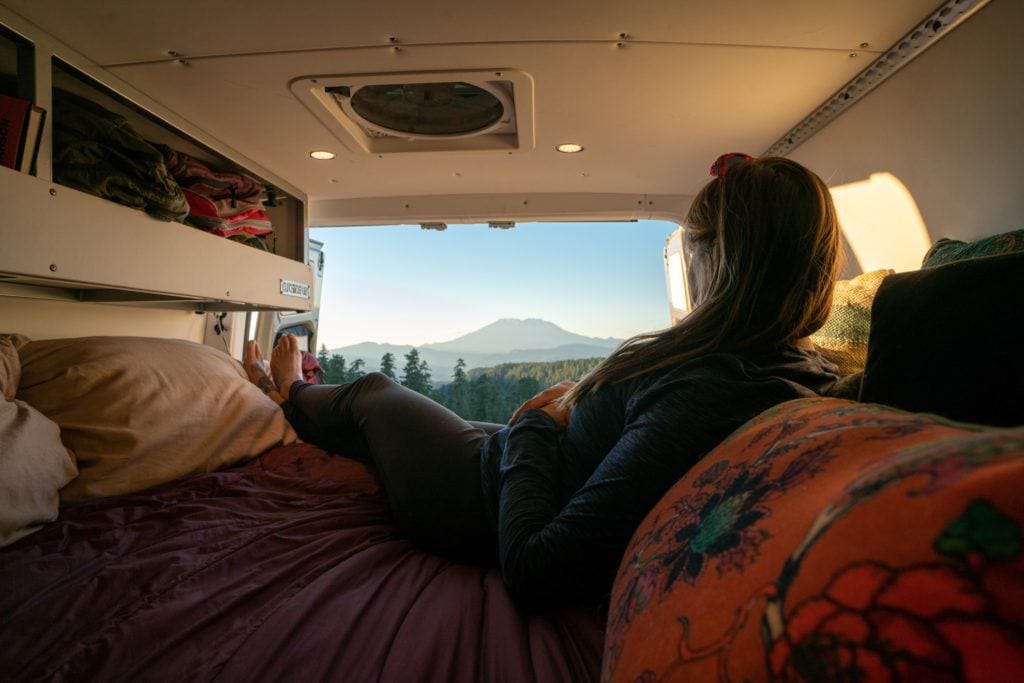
[
  {"xmin": 291, "ymin": 70, "xmax": 535, "ymax": 155},
  {"xmin": 330, "ymin": 81, "xmax": 511, "ymax": 139}
]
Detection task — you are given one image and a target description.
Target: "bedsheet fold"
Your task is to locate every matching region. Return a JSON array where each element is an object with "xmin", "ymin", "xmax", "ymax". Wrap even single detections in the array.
[{"xmin": 0, "ymin": 444, "xmax": 604, "ymax": 682}]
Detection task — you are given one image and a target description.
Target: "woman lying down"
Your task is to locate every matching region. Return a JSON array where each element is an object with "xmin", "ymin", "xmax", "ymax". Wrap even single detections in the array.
[{"xmin": 243, "ymin": 154, "xmax": 840, "ymax": 609}]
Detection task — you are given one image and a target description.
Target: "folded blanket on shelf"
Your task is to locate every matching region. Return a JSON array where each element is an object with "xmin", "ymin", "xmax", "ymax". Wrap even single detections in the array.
[
  {"xmin": 183, "ymin": 189, "xmax": 272, "ymax": 237},
  {"xmin": 159, "ymin": 144, "xmax": 263, "ymax": 203},
  {"xmin": 158, "ymin": 145, "xmax": 274, "ymax": 247},
  {"xmin": 52, "ymin": 89, "xmax": 188, "ymax": 222}
]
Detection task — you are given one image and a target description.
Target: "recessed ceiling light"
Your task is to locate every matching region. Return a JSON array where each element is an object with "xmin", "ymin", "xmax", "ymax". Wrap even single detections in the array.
[
  {"xmin": 309, "ymin": 150, "xmax": 336, "ymax": 160},
  {"xmin": 556, "ymin": 143, "xmax": 584, "ymax": 153}
]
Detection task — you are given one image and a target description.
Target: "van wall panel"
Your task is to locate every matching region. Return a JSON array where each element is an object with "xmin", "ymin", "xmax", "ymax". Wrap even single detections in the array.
[
  {"xmin": 0, "ymin": 298, "xmax": 206, "ymax": 343},
  {"xmin": 790, "ymin": 0, "xmax": 1023, "ymax": 244}
]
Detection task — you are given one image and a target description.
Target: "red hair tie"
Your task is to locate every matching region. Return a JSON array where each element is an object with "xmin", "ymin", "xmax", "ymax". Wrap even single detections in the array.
[{"xmin": 710, "ymin": 152, "xmax": 753, "ymax": 178}]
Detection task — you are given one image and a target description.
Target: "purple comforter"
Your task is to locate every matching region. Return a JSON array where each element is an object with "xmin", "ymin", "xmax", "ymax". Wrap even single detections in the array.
[{"xmin": 0, "ymin": 444, "xmax": 605, "ymax": 681}]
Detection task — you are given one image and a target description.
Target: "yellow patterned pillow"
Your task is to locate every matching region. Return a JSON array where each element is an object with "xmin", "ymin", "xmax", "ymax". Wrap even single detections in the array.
[{"xmin": 810, "ymin": 269, "xmax": 894, "ymax": 375}]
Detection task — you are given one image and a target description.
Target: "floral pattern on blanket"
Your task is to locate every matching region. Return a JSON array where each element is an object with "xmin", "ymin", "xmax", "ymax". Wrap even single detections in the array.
[{"xmin": 603, "ymin": 398, "xmax": 1024, "ymax": 683}]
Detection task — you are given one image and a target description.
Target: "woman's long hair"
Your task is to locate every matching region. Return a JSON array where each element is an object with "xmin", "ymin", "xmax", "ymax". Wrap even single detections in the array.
[{"xmin": 562, "ymin": 156, "xmax": 841, "ymax": 407}]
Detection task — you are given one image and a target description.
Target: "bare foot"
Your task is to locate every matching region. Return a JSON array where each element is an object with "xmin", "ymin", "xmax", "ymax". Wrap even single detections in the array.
[
  {"xmin": 244, "ymin": 340, "xmax": 284, "ymax": 404},
  {"xmin": 271, "ymin": 333, "xmax": 304, "ymax": 400}
]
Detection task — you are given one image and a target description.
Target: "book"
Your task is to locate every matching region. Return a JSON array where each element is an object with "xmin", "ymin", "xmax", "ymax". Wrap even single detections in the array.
[
  {"xmin": 0, "ymin": 93, "xmax": 31, "ymax": 170},
  {"xmin": 18, "ymin": 105, "xmax": 46, "ymax": 174}
]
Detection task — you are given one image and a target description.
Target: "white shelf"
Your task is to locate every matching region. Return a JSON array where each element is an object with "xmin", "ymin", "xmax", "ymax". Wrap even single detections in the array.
[{"xmin": 0, "ymin": 165, "xmax": 313, "ymax": 312}]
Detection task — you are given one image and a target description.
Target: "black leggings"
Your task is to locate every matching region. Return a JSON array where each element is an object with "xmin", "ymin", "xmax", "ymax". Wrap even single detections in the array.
[{"xmin": 286, "ymin": 372, "xmax": 502, "ymax": 564}]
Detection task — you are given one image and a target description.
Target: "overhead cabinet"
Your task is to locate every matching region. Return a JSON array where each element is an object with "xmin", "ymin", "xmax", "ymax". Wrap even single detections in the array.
[
  {"xmin": 0, "ymin": 164, "xmax": 312, "ymax": 311},
  {"xmin": 0, "ymin": 18, "xmax": 313, "ymax": 313}
]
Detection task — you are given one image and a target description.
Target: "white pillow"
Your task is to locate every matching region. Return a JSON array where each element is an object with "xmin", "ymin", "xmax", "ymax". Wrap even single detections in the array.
[
  {"xmin": 0, "ymin": 398, "xmax": 78, "ymax": 547},
  {"xmin": 0, "ymin": 335, "xmax": 25, "ymax": 400}
]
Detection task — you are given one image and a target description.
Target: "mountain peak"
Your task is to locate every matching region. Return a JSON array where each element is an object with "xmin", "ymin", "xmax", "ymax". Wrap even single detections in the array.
[
  {"xmin": 485, "ymin": 317, "xmax": 561, "ymax": 329},
  {"xmin": 422, "ymin": 318, "xmax": 617, "ymax": 355}
]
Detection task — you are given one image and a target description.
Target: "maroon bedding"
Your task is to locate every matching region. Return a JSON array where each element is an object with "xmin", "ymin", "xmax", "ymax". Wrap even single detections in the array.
[{"xmin": 0, "ymin": 444, "xmax": 605, "ymax": 681}]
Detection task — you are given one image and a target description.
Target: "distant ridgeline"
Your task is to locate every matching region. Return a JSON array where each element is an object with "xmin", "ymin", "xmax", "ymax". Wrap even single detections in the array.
[{"xmin": 316, "ymin": 346, "xmax": 603, "ymax": 424}]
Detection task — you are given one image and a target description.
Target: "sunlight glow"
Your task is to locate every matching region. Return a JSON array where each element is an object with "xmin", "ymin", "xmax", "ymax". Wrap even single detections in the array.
[{"xmin": 829, "ymin": 172, "xmax": 931, "ymax": 273}]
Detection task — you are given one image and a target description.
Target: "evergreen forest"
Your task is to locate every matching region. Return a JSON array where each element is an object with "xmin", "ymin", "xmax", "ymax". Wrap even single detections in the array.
[{"xmin": 317, "ymin": 345, "xmax": 602, "ymax": 423}]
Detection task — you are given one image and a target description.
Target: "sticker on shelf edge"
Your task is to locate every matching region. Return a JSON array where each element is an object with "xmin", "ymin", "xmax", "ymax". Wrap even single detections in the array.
[{"xmin": 280, "ymin": 279, "xmax": 311, "ymax": 299}]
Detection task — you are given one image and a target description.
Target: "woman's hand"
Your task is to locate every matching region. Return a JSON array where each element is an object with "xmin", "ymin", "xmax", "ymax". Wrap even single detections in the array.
[{"xmin": 510, "ymin": 380, "xmax": 577, "ymax": 427}]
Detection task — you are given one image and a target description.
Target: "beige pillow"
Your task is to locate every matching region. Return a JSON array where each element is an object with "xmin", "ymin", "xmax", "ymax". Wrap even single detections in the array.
[
  {"xmin": 0, "ymin": 398, "xmax": 78, "ymax": 546},
  {"xmin": 16, "ymin": 336, "xmax": 296, "ymax": 503},
  {"xmin": 810, "ymin": 269, "xmax": 894, "ymax": 375},
  {"xmin": 0, "ymin": 335, "xmax": 29, "ymax": 400}
]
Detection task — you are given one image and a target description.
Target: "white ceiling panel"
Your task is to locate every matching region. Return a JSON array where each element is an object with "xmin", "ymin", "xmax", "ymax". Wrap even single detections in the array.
[
  {"xmin": 0, "ymin": 0, "xmax": 960, "ymax": 220},
  {"xmin": 5, "ymin": 0, "xmax": 939, "ymax": 64},
  {"xmin": 105, "ymin": 41, "xmax": 867, "ymax": 199}
]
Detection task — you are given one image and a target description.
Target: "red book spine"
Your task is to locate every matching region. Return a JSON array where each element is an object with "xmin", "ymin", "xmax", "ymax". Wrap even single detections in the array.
[{"xmin": 0, "ymin": 93, "xmax": 31, "ymax": 170}]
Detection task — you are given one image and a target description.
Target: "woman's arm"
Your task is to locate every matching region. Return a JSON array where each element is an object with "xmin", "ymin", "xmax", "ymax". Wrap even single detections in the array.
[
  {"xmin": 497, "ymin": 408, "xmax": 694, "ymax": 608},
  {"xmin": 496, "ymin": 365, "xmax": 802, "ymax": 608}
]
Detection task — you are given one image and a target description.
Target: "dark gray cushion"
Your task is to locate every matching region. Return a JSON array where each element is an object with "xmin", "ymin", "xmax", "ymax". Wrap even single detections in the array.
[{"xmin": 860, "ymin": 251, "xmax": 1024, "ymax": 426}]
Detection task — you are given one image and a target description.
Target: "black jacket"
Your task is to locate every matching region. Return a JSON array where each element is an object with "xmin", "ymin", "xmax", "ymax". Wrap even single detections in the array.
[{"xmin": 479, "ymin": 346, "xmax": 838, "ymax": 607}]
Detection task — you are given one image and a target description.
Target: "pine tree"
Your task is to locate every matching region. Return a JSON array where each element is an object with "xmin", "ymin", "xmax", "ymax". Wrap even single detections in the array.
[
  {"xmin": 451, "ymin": 358, "xmax": 468, "ymax": 415},
  {"xmin": 401, "ymin": 348, "xmax": 431, "ymax": 396},
  {"xmin": 418, "ymin": 359, "xmax": 432, "ymax": 395},
  {"xmin": 380, "ymin": 352, "xmax": 396, "ymax": 379},
  {"xmin": 453, "ymin": 358, "xmax": 467, "ymax": 383},
  {"xmin": 317, "ymin": 344, "xmax": 329, "ymax": 370},
  {"xmin": 345, "ymin": 358, "xmax": 366, "ymax": 383},
  {"xmin": 324, "ymin": 354, "xmax": 348, "ymax": 384}
]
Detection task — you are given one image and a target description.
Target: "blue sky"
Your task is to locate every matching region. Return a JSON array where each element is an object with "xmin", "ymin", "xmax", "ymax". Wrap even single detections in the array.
[{"xmin": 311, "ymin": 220, "xmax": 678, "ymax": 348}]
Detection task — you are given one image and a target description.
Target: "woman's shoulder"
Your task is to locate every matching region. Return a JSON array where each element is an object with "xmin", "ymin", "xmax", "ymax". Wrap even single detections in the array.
[
  {"xmin": 612, "ymin": 348, "xmax": 832, "ymax": 431},
  {"xmin": 634, "ymin": 345, "xmax": 838, "ymax": 398},
  {"xmin": 742, "ymin": 344, "xmax": 839, "ymax": 392}
]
